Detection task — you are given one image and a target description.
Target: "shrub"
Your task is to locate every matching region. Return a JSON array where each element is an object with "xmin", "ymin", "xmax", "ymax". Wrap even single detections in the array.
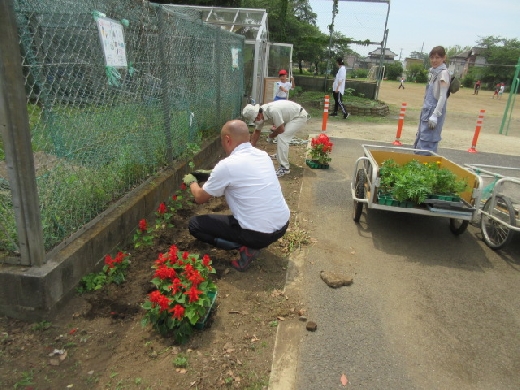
[{"xmin": 350, "ymin": 69, "xmax": 368, "ymax": 79}]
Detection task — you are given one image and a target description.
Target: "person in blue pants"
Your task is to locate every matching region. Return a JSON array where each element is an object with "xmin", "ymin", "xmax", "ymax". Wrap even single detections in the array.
[{"xmin": 413, "ymin": 46, "xmax": 450, "ymax": 155}]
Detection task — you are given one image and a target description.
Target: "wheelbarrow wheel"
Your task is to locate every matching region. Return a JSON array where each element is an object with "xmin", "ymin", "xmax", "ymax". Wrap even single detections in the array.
[
  {"xmin": 353, "ymin": 168, "xmax": 366, "ymax": 223},
  {"xmin": 480, "ymin": 194, "xmax": 516, "ymax": 250},
  {"xmin": 449, "ymin": 219, "xmax": 469, "ymax": 235}
]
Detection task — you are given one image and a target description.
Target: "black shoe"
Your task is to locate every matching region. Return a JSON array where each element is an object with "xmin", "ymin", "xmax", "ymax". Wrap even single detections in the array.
[
  {"xmin": 344, "ymin": 113, "xmax": 350, "ymax": 119},
  {"xmin": 329, "ymin": 112, "xmax": 338, "ymax": 117}
]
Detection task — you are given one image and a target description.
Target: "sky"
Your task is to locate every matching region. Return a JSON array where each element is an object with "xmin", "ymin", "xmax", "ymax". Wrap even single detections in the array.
[{"xmin": 308, "ymin": 0, "xmax": 520, "ymax": 60}]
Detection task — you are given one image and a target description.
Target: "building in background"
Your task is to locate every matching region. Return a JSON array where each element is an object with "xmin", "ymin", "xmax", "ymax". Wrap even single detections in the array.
[
  {"xmin": 448, "ymin": 47, "xmax": 487, "ymax": 77},
  {"xmin": 359, "ymin": 47, "xmax": 397, "ymax": 69}
]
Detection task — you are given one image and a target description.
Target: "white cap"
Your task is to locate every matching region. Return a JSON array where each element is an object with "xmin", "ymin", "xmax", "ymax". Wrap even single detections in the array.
[{"xmin": 242, "ymin": 104, "xmax": 260, "ymax": 123}]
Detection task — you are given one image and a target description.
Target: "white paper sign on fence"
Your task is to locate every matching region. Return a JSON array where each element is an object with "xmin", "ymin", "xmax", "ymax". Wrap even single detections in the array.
[{"xmin": 96, "ymin": 17, "xmax": 128, "ymax": 68}]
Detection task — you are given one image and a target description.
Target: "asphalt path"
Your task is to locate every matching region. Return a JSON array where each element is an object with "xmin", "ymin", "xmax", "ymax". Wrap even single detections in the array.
[{"xmin": 270, "ymin": 138, "xmax": 520, "ymax": 390}]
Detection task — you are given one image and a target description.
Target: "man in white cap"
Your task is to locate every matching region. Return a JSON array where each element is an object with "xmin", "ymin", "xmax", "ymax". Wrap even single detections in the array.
[{"xmin": 242, "ymin": 100, "xmax": 309, "ymax": 177}]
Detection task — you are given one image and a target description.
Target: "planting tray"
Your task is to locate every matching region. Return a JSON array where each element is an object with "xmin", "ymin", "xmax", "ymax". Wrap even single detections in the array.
[
  {"xmin": 423, "ymin": 198, "xmax": 476, "ymax": 213},
  {"xmin": 194, "ymin": 290, "xmax": 217, "ymax": 330},
  {"xmin": 306, "ymin": 159, "xmax": 329, "ymax": 169}
]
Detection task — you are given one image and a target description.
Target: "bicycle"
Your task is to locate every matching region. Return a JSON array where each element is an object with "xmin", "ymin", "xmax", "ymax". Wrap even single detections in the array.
[{"xmin": 465, "ymin": 164, "xmax": 520, "ymax": 250}]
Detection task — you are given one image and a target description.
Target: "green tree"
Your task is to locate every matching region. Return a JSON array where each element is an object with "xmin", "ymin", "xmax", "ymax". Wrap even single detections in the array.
[
  {"xmin": 407, "ymin": 64, "xmax": 428, "ymax": 83},
  {"xmin": 292, "ymin": 26, "xmax": 329, "ymax": 74},
  {"xmin": 385, "ymin": 61, "xmax": 404, "ymax": 80},
  {"xmin": 293, "ymin": 0, "xmax": 317, "ymax": 25},
  {"xmin": 476, "ymin": 36, "xmax": 520, "ymax": 85}
]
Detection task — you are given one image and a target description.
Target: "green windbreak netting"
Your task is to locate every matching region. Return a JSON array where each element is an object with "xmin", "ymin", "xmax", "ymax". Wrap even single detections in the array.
[{"xmin": 2, "ymin": 0, "xmax": 244, "ymax": 253}]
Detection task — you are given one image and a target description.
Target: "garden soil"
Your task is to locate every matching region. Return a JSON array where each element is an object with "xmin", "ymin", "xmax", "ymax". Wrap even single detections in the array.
[{"xmin": 1, "ymin": 80, "xmax": 519, "ymax": 390}]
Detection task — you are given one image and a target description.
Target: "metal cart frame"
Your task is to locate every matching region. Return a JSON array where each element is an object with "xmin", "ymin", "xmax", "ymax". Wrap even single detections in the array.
[
  {"xmin": 465, "ymin": 164, "xmax": 520, "ymax": 249},
  {"xmin": 351, "ymin": 145, "xmax": 483, "ymax": 235}
]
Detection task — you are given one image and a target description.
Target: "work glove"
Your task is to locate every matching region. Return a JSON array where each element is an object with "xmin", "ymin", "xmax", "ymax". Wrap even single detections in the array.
[
  {"xmin": 192, "ymin": 169, "xmax": 212, "ymax": 182},
  {"xmin": 182, "ymin": 173, "xmax": 197, "ymax": 186},
  {"xmin": 428, "ymin": 115, "xmax": 438, "ymax": 129}
]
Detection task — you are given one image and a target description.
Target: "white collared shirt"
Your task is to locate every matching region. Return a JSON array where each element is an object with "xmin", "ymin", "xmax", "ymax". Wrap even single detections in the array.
[{"xmin": 203, "ymin": 143, "xmax": 290, "ymax": 233}]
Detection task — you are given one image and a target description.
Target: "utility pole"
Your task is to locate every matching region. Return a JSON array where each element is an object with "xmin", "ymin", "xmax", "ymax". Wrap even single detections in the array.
[
  {"xmin": 374, "ymin": 1, "xmax": 390, "ymax": 100},
  {"xmin": 324, "ymin": 0, "xmax": 339, "ymax": 92}
]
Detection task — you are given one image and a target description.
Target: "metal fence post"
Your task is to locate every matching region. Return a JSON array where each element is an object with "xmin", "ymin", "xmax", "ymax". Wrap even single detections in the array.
[
  {"xmin": 216, "ymin": 29, "xmax": 222, "ymax": 125},
  {"xmin": 157, "ymin": 7, "xmax": 173, "ymax": 163}
]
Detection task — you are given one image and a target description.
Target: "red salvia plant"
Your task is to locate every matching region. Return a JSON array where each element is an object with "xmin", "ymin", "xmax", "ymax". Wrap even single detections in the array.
[
  {"xmin": 133, "ymin": 218, "xmax": 155, "ymax": 249},
  {"xmin": 154, "ymin": 202, "xmax": 174, "ymax": 230},
  {"xmin": 141, "ymin": 245, "xmax": 217, "ymax": 344},
  {"xmin": 308, "ymin": 133, "xmax": 334, "ymax": 165},
  {"xmin": 77, "ymin": 251, "xmax": 131, "ymax": 293}
]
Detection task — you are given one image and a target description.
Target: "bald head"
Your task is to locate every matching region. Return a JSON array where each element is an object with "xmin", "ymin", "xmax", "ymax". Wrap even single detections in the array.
[
  {"xmin": 221, "ymin": 120, "xmax": 251, "ymax": 154},
  {"xmin": 222, "ymin": 120, "xmax": 250, "ymax": 141}
]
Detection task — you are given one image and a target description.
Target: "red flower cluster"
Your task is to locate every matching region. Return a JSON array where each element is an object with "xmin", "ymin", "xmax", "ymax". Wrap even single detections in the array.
[
  {"xmin": 149, "ymin": 290, "xmax": 170, "ymax": 311},
  {"xmin": 142, "ymin": 245, "xmax": 217, "ymax": 341},
  {"xmin": 169, "ymin": 278, "xmax": 184, "ymax": 294},
  {"xmin": 186, "ymin": 285, "xmax": 203, "ymax": 303},
  {"xmin": 184, "ymin": 264, "xmax": 204, "ymax": 286},
  {"xmin": 104, "ymin": 251, "xmax": 128, "ymax": 269},
  {"xmin": 170, "ymin": 304, "xmax": 185, "ymax": 320},
  {"xmin": 154, "ymin": 265, "xmax": 177, "ymax": 280},
  {"xmin": 157, "ymin": 202, "xmax": 167, "ymax": 214},
  {"xmin": 138, "ymin": 219, "xmax": 147, "ymax": 232},
  {"xmin": 311, "ymin": 133, "xmax": 333, "ymax": 153}
]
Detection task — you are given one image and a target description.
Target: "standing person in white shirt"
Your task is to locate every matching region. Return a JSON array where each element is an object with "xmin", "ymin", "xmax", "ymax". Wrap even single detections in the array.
[
  {"xmin": 274, "ymin": 69, "xmax": 295, "ymax": 101},
  {"xmin": 330, "ymin": 57, "xmax": 350, "ymax": 119},
  {"xmin": 498, "ymin": 83, "xmax": 505, "ymax": 99}
]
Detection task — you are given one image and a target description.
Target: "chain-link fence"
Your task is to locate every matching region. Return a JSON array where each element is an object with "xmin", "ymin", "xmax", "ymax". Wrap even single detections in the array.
[{"xmin": 1, "ymin": 0, "xmax": 244, "ymax": 258}]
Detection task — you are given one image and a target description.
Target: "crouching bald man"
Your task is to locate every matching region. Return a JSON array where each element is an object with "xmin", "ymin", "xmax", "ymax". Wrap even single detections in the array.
[{"xmin": 183, "ymin": 120, "xmax": 290, "ymax": 272}]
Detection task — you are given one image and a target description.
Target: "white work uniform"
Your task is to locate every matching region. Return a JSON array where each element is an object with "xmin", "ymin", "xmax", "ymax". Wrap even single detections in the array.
[{"xmin": 256, "ymin": 100, "xmax": 309, "ymax": 170}]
